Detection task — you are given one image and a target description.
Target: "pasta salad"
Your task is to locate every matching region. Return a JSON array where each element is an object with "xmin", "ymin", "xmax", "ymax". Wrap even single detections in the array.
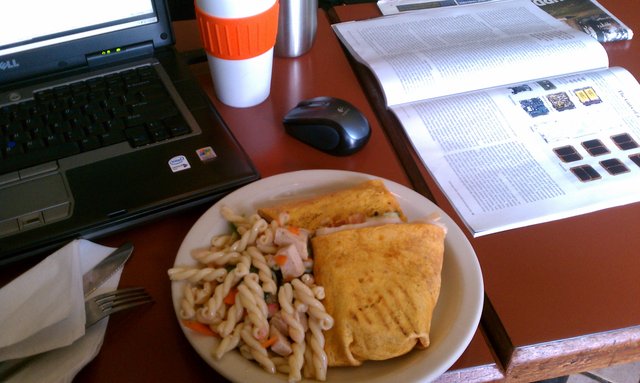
[{"xmin": 168, "ymin": 206, "xmax": 333, "ymax": 382}]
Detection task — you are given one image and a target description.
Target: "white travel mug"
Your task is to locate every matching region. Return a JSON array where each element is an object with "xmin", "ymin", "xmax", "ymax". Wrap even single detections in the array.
[
  {"xmin": 195, "ymin": 0, "xmax": 279, "ymax": 107},
  {"xmin": 275, "ymin": 0, "xmax": 318, "ymax": 57}
]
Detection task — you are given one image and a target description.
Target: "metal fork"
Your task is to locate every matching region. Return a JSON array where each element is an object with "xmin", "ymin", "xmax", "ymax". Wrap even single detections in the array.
[{"xmin": 85, "ymin": 287, "xmax": 153, "ymax": 328}]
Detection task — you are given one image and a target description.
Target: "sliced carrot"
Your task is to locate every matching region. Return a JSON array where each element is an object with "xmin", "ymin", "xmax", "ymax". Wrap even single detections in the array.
[
  {"xmin": 260, "ymin": 336, "xmax": 278, "ymax": 349},
  {"xmin": 274, "ymin": 254, "xmax": 288, "ymax": 266},
  {"xmin": 287, "ymin": 226, "xmax": 301, "ymax": 235},
  {"xmin": 182, "ymin": 320, "xmax": 217, "ymax": 337},
  {"xmin": 224, "ymin": 287, "xmax": 238, "ymax": 305}
]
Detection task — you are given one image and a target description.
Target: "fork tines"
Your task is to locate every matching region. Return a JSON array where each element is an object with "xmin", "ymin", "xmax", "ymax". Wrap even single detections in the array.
[{"xmin": 85, "ymin": 287, "xmax": 153, "ymax": 328}]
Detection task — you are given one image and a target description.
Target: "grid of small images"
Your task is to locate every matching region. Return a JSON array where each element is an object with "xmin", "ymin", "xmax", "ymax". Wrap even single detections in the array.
[
  {"xmin": 510, "ymin": 80, "xmax": 640, "ymax": 182},
  {"xmin": 553, "ymin": 134, "xmax": 640, "ymax": 182},
  {"xmin": 514, "ymin": 79, "xmax": 601, "ymax": 119}
]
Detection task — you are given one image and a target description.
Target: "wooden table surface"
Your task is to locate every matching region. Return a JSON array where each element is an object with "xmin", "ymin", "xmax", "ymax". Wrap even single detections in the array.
[
  {"xmin": 330, "ymin": 1, "xmax": 640, "ymax": 382},
  {"xmin": 3, "ymin": 2, "xmax": 638, "ymax": 382}
]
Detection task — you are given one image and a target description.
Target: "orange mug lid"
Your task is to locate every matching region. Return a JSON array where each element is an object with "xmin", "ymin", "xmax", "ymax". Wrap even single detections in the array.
[{"xmin": 195, "ymin": 1, "xmax": 279, "ymax": 60}]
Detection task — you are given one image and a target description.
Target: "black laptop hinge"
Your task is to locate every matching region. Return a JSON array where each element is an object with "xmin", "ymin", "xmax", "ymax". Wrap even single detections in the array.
[{"xmin": 86, "ymin": 42, "xmax": 154, "ymax": 67}]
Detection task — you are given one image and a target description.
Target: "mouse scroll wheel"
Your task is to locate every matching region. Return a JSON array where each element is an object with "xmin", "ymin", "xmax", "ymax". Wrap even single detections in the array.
[{"xmin": 300, "ymin": 100, "xmax": 331, "ymax": 108}]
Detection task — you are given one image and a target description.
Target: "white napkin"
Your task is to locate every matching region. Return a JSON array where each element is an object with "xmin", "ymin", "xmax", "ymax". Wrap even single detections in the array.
[{"xmin": 0, "ymin": 239, "xmax": 124, "ymax": 383}]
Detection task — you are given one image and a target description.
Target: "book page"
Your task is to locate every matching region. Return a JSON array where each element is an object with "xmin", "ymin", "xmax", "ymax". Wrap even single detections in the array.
[
  {"xmin": 391, "ymin": 67, "xmax": 640, "ymax": 236},
  {"xmin": 377, "ymin": 0, "xmax": 634, "ymax": 43},
  {"xmin": 333, "ymin": 0, "xmax": 609, "ymax": 106}
]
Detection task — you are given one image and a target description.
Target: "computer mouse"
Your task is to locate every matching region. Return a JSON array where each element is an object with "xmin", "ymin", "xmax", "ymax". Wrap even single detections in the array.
[{"xmin": 283, "ymin": 96, "xmax": 371, "ymax": 156}]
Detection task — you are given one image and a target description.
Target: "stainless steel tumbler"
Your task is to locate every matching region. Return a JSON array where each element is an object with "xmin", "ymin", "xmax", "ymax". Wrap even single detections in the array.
[{"xmin": 274, "ymin": 0, "xmax": 318, "ymax": 57}]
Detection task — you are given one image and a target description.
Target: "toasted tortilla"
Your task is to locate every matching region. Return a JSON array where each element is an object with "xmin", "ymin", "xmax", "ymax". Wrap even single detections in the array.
[
  {"xmin": 257, "ymin": 180, "xmax": 406, "ymax": 231},
  {"xmin": 312, "ymin": 222, "xmax": 445, "ymax": 366}
]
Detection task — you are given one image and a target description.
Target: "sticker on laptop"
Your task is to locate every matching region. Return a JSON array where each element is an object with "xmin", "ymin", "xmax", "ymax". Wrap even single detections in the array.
[
  {"xmin": 196, "ymin": 146, "xmax": 217, "ymax": 162},
  {"xmin": 168, "ymin": 155, "xmax": 191, "ymax": 173}
]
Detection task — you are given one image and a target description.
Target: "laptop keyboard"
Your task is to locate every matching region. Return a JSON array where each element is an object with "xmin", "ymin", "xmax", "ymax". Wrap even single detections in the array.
[{"xmin": 0, "ymin": 65, "xmax": 192, "ymax": 175}]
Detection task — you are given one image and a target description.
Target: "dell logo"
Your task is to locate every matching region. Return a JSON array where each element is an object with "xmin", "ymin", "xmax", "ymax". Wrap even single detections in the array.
[{"xmin": 0, "ymin": 59, "xmax": 20, "ymax": 70}]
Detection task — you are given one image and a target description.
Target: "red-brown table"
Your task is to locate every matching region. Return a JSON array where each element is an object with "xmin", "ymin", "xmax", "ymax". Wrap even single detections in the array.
[{"xmin": 4, "ymin": 2, "xmax": 639, "ymax": 382}]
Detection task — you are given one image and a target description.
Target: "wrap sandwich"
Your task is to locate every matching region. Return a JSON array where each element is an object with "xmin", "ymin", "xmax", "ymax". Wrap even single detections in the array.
[
  {"xmin": 312, "ymin": 222, "xmax": 445, "ymax": 366},
  {"xmin": 257, "ymin": 179, "xmax": 407, "ymax": 231},
  {"xmin": 258, "ymin": 179, "xmax": 445, "ymax": 366}
]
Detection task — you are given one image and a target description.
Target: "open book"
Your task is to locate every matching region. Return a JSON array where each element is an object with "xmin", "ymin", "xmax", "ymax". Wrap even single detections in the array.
[{"xmin": 333, "ymin": 0, "xmax": 640, "ymax": 236}]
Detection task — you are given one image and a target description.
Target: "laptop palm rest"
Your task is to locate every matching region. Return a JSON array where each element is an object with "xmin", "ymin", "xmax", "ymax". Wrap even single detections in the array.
[{"xmin": 0, "ymin": 173, "xmax": 71, "ymax": 236}]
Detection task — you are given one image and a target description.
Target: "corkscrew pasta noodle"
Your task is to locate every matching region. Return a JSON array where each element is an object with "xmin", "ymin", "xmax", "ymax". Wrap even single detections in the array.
[{"xmin": 168, "ymin": 205, "xmax": 333, "ymax": 382}]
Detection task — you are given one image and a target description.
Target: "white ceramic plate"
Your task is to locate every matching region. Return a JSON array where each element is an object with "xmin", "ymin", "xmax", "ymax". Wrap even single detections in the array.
[{"xmin": 172, "ymin": 170, "xmax": 484, "ymax": 382}]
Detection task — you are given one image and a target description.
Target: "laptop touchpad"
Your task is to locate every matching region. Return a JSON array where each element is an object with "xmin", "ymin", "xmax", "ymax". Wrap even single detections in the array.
[{"xmin": 0, "ymin": 174, "xmax": 71, "ymax": 236}]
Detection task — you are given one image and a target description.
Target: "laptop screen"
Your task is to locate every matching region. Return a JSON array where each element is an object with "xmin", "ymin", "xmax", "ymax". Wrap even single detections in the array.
[
  {"xmin": 0, "ymin": 0, "xmax": 172, "ymax": 86},
  {"xmin": 0, "ymin": 0, "xmax": 156, "ymax": 56}
]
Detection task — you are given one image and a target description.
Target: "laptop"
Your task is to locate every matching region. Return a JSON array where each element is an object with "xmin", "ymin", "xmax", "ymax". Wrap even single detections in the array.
[{"xmin": 0, "ymin": 0, "xmax": 260, "ymax": 265}]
